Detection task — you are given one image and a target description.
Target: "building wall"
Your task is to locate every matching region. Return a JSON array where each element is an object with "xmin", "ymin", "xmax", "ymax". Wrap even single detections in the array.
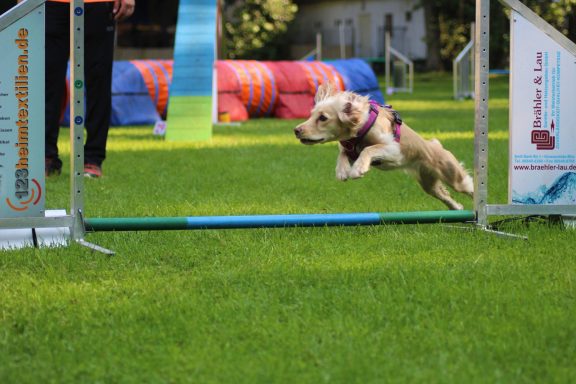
[{"xmin": 290, "ymin": 0, "xmax": 426, "ymax": 60}]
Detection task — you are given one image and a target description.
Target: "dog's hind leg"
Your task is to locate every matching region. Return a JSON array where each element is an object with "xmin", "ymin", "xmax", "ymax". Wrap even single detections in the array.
[
  {"xmin": 440, "ymin": 161, "xmax": 474, "ymax": 199},
  {"xmin": 437, "ymin": 159, "xmax": 474, "ymax": 199},
  {"xmin": 429, "ymin": 140, "xmax": 474, "ymax": 198},
  {"xmin": 453, "ymin": 172, "xmax": 474, "ymax": 198},
  {"xmin": 417, "ymin": 168, "xmax": 464, "ymax": 210}
]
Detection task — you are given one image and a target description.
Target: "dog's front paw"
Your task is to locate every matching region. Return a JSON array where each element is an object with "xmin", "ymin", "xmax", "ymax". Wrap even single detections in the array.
[
  {"xmin": 335, "ymin": 161, "xmax": 351, "ymax": 181},
  {"xmin": 348, "ymin": 166, "xmax": 367, "ymax": 179},
  {"xmin": 336, "ymin": 168, "xmax": 350, "ymax": 181}
]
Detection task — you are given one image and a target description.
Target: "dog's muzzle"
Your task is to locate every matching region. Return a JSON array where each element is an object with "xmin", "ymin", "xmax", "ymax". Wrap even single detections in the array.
[
  {"xmin": 294, "ymin": 127, "xmax": 324, "ymax": 144},
  {"xmin": 294, "ymin": 126, "xmax": 304, "ymax": 139}
]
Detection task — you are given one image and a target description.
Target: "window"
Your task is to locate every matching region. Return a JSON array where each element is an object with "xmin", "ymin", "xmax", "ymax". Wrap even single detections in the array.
[
  {"xmin": 405, "ymin": 11, "xmax": 412, "ymax": 23},
  {"xmin": 385, "ymin": 13, "xmax": 393, "ymax": 36}
]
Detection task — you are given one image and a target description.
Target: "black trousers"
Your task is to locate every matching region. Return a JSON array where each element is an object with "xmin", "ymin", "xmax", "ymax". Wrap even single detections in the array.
[{"xmin": 45, "ymin": 1, "xmax": 115, "ymax": 166}]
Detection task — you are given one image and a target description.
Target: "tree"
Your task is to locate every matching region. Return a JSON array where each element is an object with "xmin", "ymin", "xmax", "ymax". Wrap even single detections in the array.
[
  {"xmin": 524, "ymin": 0, "xmax": 576, "ymax": 40},
  {"xmin": 222, "ymin": 0, "xmax": 298, "ymax": 60},
  {"xmin": 418, "ymin": 0, "xmax": 576, "ymax": 71},
  {"xmin": 422, "ymin": 1, "xmax": 443, "ymax": 71},
  {"xmin": 418, "ymin": 0, "xmax": 477, "ymax": 71}
]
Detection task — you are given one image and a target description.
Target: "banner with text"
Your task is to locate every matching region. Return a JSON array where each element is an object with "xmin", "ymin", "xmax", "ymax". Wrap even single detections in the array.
[
  {"xmin": 0, "ymin": 5, "xmax": 45, "ymax": 218},
  {"xmin": 509, "ymin": 11, "xmax": 576, "ymax": 205}
]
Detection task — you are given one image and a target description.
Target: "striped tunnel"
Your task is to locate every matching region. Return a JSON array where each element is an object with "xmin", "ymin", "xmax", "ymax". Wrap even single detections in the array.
[
  {"xmin": 130, "ymin": 59, "xmax": 173, "ymax": 118},
  {"xmin": 220, "ymin": 60, "xmax": 278, "ymax": 118},
  {"xmin": 298, "ymin": 61, "xmax": 346, "ymax": 95},
  {"xmin": 61, "ymin": 58, "xmax": 385, "ymax": 126}
]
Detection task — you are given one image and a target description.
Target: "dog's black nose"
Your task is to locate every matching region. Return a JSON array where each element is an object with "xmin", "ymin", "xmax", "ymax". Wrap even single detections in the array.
[{"xmin": 294, "ymin": 127, "xmax": 303, "ymax": 138}]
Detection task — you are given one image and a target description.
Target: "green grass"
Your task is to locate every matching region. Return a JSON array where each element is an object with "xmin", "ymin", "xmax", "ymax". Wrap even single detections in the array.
[{"xmin": 1, "ymin": 73, "xmax": 575, "ymax": 383}]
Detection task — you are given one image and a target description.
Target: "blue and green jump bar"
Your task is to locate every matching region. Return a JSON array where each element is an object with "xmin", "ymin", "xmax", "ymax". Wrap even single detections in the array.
[{"xmin": 84, "ymin": 210, "xmax": 476, "ymax": 232}]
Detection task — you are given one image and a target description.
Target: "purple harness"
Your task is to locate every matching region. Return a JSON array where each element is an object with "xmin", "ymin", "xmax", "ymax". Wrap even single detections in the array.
[{"xmin": 339, "ymin": 100, "xmax": 402, "ymax": 161}]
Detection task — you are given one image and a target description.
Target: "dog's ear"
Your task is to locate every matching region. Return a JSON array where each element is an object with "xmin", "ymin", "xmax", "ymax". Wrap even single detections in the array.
[
  {"xmin": 314, "ymin": 83, "xmax": 330, "ymax": 103},
  {"xmin": 337, "ymin": 94, "xmax": 364, "ymax": 127},
  {"xmin": 314, "ymin": 82, "xmax": 337, "ymax": 104}
]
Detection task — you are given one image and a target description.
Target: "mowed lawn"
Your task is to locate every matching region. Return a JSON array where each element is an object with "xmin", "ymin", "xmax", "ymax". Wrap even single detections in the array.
[{"xmin": 1, "ymin": 73, "xmax": 574, "ymax": 383}]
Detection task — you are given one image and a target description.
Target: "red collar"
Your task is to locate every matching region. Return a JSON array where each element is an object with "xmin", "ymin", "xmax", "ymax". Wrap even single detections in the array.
[{"xmin": 339, "ymin": 101, "xmax": 401, "ymax": 161}]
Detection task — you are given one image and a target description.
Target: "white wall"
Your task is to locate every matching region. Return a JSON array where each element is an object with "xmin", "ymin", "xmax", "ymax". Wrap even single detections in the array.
[{"xmin": 292, "ymin": 0, "xmax": 427, "ymax": 60}]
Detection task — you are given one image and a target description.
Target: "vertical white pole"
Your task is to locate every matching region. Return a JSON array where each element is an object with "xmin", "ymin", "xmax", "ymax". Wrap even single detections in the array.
[
  {"xmin": 470, "ymin": 22, "xmax": 475, "ymax": 97},
  {"xmin": 409, "ymin": 60, "xmax": 413, "ymax": 93},
  {"xmin": 385, "ymin": 30, "xmax": 391, "ymax": 93},
  {"xmin": 474, "ymin": 0, "xmax": 490, "ymax": 226},
  {"xmin": 316, "ymin": 32, "xmax": 322, "ymax": 61},
  {"xmin": 69, "ymin": 0, "xmax": 85, "ymax": 240},
  {"xmin": 339, "ymin": 23, "xmax": 345, "ymax": 59},
  {"xmin": 453, "ymin": 57, "xmax": 458, "ymax": 99}
]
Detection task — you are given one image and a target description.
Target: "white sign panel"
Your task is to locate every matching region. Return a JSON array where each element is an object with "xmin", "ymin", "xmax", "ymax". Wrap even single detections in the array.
[
  {"xmin": 0, "ymin": 5, "xmax": 45, "ymax": 218},
  {"xmin": 509, "ymin": 11, "xmax": 576, "ymax": 205}
]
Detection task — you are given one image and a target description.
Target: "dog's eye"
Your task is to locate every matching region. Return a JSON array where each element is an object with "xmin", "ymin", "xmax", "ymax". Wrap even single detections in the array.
[{"xmin": 318, "ymin": 115, "xmax": 328, "ymax": 122}]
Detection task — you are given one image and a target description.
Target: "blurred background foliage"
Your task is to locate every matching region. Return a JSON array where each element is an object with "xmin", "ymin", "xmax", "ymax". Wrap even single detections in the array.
[
  {"xmin": 421, "ymin": 0, "xmax": 576, "ymax": 70},
  {"xmin": 222, "ymin": 0, "xmax": 298, "ymax": 60},
  {"xmin": 222, "ymin": 0, "xmax": 575, "ymax": 69}
]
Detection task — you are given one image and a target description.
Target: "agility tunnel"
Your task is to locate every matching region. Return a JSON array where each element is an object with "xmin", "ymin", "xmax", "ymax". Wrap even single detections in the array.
[
  {"xmin": 60, "ymin": 58, "xmax": 384, "ymax": 125},
  {"xmin": 216, "ymin": 58, "xmax": 385, "ymax": 121},
  {"xmin": 61, "ymin": 60, "xmax": 173, "ymax": 126}
]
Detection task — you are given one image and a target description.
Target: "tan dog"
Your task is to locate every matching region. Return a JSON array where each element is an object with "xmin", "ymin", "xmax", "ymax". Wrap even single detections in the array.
[{"xmin": 294, "ymin": 84, "xmax": 473, "ymax": 210}]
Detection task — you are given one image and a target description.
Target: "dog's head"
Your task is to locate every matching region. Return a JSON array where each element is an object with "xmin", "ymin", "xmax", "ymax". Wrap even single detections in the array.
[{"xmin": 294, "ymin": 83, "xmax": 370, "ymax": 145}]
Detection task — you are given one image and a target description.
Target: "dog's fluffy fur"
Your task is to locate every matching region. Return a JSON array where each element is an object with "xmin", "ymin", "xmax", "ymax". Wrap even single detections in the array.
[{"xmin": 294, "ymin": 83, "xmax": 473, "ymax": 210}]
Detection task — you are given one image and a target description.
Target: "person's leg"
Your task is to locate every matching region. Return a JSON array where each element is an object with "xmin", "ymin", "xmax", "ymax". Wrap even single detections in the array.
[
  {"xmin": 45, "ymin": 2, "xmax": 70, "ymax": 174},
  {"xmin": 84, "ymin": 2, "xmax": 115, "ymax": 169}
]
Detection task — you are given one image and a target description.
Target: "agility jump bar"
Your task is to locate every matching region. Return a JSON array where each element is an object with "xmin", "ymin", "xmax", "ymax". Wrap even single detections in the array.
[{"xmin": 84, "ymin": 210, "xmax": 476, "ymax": 232}]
